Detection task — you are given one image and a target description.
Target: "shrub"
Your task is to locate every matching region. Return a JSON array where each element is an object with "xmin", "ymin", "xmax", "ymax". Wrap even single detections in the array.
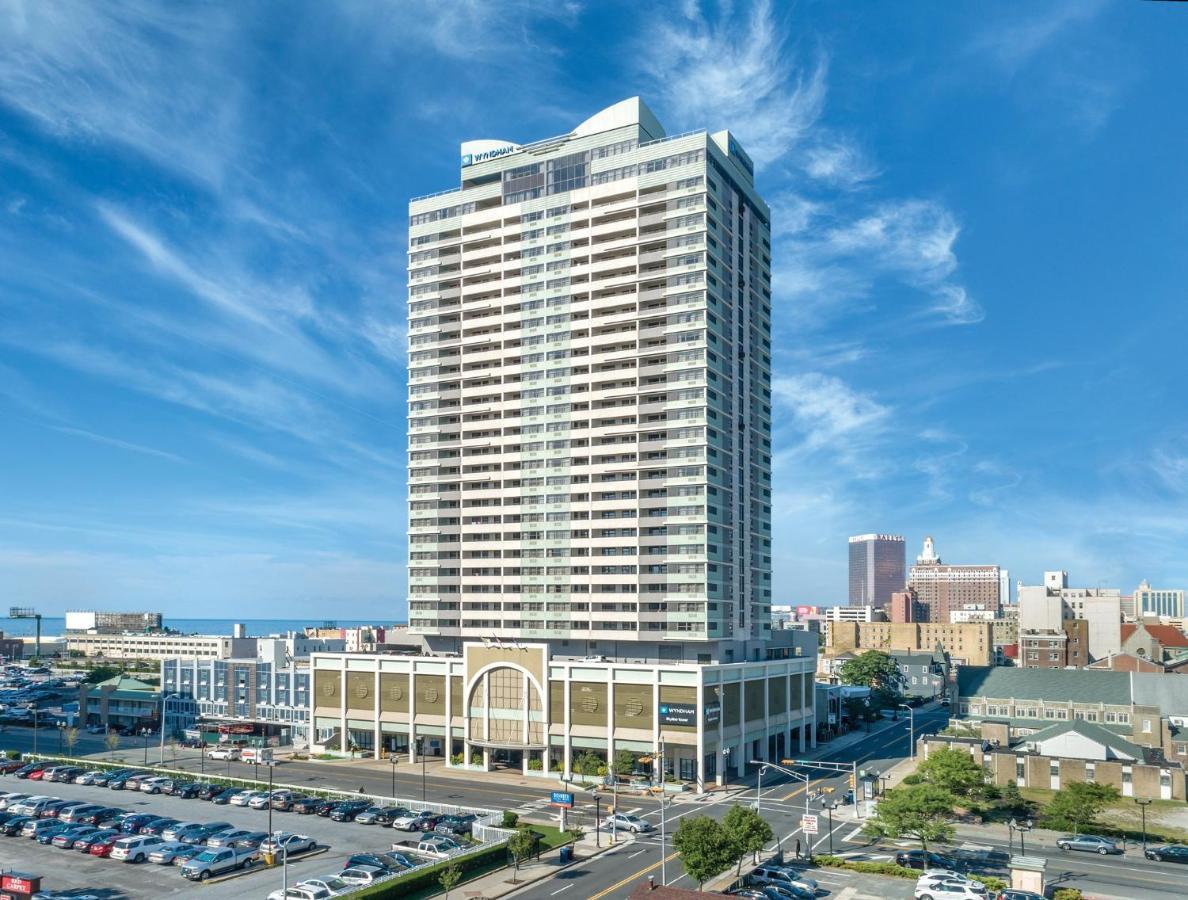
[
  {"xmin": 901, "ymin": 773, "xmax": 923, "ymax": 785},
  {"xmin": 1052, "ymin": 890, "xmax": 1083, "ymax": 900},
  {"xmin": 501, "ymin": 811, "xmax": 520, "ymax": 829},
  {"xmin": 527, "ymin": 757, "xmax": 543, "ymax": 771},
  {"xmin": 351, "ymin": 842, "xmax": 509, "ymax": 898},
  {"xmin": 451, "ymin": 753, "xmax": 464, "ymax": 765},
  {"xmin": 470, "ymin": 753, "xmax": 483, "ymax": 766}
]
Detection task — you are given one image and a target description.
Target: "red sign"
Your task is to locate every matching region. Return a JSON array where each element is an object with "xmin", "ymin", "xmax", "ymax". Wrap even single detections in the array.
[
  {"xmin": 795, "ymin": 605, "xmax": 820, "ymax": 618},
  {"xmin": 1, "ymin": 873, "xmax": 40, "ymax": 893}
]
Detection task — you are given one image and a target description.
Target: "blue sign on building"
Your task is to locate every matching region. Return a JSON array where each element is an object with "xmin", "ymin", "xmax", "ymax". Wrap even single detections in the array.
[{"xmin": 550, "ymin": 791, "xmax": 575, "ymax": 808}]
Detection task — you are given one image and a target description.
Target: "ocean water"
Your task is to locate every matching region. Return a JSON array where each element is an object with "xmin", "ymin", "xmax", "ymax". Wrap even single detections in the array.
[{"xmin": 0, "ymin": 617, "xmax": 406, "ymax": 638}]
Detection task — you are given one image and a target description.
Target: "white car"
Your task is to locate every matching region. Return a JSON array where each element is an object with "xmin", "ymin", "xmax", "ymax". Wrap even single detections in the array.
[
  {"xmin": 292, "ymin": 876, "xmax": 351, "ymax": 896},
  {"xmin": 749, "ymin": 865, "xmax": 818, "ymax": 893},
  {"xmin": 607, "ymin": 813, "xmax": 653, "ymax": 833},
  {"xmin": 207, "ymin": 747, "xmax": 240, "ymax": 761},
  {"xmin": 138, "ymin": 777, "xmax": 171, "ymax": 794},
  {"xmin": 249, "ymin": 791, "xmax": 283, "ymax": 810},
  {"xmin": 267, "ymin": 887, "xmax": 332, "ymax": 900},
  {"xmin": 915, "ymin": 876, "xmax": 986, "ymax": 900},
  {"xmin": 229, "ymin": 790, "xmax": 267, "ymax": 807},
  {"xmin": 260, "ymin": 832, "xmax": 317, "ymax": 855},
  {"xmin": 338, "ymin": 865, "xmax": 385, "ymax": 886}
]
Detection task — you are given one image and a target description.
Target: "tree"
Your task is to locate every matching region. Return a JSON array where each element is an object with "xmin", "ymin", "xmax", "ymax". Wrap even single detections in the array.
[
  {"xmin": 439, "ymin": 862, "xmax": 462, "ymax": 900},
  {"xmin": 62, "ymin": 726, "xmax": 80, "ymax": 757},
  {"xmin": 673, "ymin": 815, "xmax": 735, "ymax": 891},
  {"xmin": 84, "ymin": 665, "xmax": 122, "ymax": 684},
  {"xmin": 838, "ymin": 651, "xmax": 901, "ymax": 693},
  {"xmin": 917, "ymin": 747, "xmax": 987, "ymax": 799},
  {"xmin": 507, "ymin": 827, "xmax": 539, "ymax": 882},
  {"xmin": 104, "ymin": 730, "xmax": 121, "ymax": 760},
  {"xmin": 573, "ymin": 751, "xmax": 606, "ymax": 780},
  {"xmin": 722, "ymin": 803, "xmax": 774, "ymax": 875},
  {"xmin": 1043, "ymin": 782, "xmax": 1118, "ymax": 834},
  {"xmin": 1000, "ymin": 781, "xmax": 1030, "ymax": 815},
  {"xmin": 613, "ymin": 749, "xmax": 636, "ymax": 777},
  {"xmin": 863, "ymin": 784, "xmax": 956, "ymax": 853}
]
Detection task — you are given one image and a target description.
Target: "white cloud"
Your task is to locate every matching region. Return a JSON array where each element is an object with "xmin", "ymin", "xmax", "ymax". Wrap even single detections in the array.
[
  {"xmin": 44, "ymin": 423, "xmax": 187, "ymax": 465},
  {"xmin": 772, "ymin": 373, "xmax": 889, "ymax": 451},
  {"xmin": 968, "ymin": 0, "xmax": 1108, "ymax": 74},
  {"xmin": 802, "ymin": 139, "xmax": 879, "ymax": 187},
  {"xmin": 643, "ymin": 0, "xmax": 828, "ymax": 168}
]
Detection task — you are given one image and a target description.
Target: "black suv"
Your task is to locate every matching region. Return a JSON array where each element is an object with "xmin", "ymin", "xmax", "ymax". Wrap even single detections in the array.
[
  {"xmin": 170, "ymin": 782, "xmax": 202, "ymax": 799},
  {"xmin": 329, "ymin": 800, "xmax": 372, "ymax": 822}
]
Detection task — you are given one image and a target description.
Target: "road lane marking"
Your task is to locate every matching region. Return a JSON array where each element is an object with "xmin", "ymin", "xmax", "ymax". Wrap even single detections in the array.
[
  {"xmin": 591, "ymin": 854, "xmax": 684, "ymax": 900},
  {"xmin": 629, "ymin": 850, "xmax": 646, "ymax": 858},
  {"xmin": 551, "ymin": 886, "xmax": 573, "ymax": 895},
  {"xmin": 845, "ymin": 826, "xmax": 864, "ymax": 842}
]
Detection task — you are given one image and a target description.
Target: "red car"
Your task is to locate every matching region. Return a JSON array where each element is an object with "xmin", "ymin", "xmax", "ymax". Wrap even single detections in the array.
[
  {"xmin": 27, "ymin": 769, "xmax": 47, "ymax": 780},
  {"xmin": 0, "ymin": 760, "xmax": 23, "ymax": 775},
  {"xmin": 89, "ymin": 834, "xmax": 123, "ymax": 857}
]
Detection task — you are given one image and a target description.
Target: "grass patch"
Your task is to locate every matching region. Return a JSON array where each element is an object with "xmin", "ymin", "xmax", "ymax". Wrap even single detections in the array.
[
  {"xmin": 1015, "ymin": 786, "xmax": 1188, "ymax": 843},
  {"xmin": 525, "ymin": 823, "xmax": 571, "ymax": 851}
]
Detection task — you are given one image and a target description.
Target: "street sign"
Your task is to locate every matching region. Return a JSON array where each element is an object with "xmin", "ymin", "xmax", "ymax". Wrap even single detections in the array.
[
  {"xmin": 801, "ymin": 815, "xmax": 818, "ymax": 835},
  {"xmin": 550, "ymin": 791, "xmax": 575, "ymax": 808}
]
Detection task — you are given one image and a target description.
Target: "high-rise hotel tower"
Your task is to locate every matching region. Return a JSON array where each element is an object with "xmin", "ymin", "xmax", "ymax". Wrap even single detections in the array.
[{"xmin": 406, "ymin": 98, "xmax": 774, "ymax": 662}]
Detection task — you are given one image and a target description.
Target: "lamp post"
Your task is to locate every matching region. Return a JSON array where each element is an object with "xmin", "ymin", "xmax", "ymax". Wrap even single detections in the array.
[
  {"xmin": 658, "ymin": 740, "xmax": 667, "ymax": 885},
  {"xmin": 267, "ymin": 759, "xmax": 274, "ymax": 838},
  {"xmin": 824, "ymin": 801, "xmax": 837, "ymax": 855},
  {"xmin": 722, "ymin": 746, "xmax": 731, "ymax": 790},
  {"xmin": 1009, "ymin": 817, "xmax": 1034, "ymax": 855},
  {"xmin": 390, "ymin": 751, "xmax": 397, "ymax": 799},
  {"xmin": 32, "ymin": 707, "xmax": 37, "ymax": 756},
  {"xmin": 1136, "ymin": 798, "xmax": 1152, "ymax": 852},
  {"xmin": 141, "ymin": 728, "xmax": 150, "ymax": 765},
  {"xmin": 593, "ymin": 796, "xmax": 601, "ymax": 848},
  {"xmin": 898, "ymin": 703, "xmax": 915, "ymax": 759}
]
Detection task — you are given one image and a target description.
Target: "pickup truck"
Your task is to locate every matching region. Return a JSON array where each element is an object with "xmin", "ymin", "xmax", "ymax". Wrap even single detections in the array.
[{"xmin": 180, "ymin": 845, "xmax": 258, "ymax": 881}]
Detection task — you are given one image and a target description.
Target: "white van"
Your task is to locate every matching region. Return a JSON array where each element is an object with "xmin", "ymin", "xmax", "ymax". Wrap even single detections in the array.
[{"xmin": 110, "ymin": 834, "xmax": 163, "ymax": 863}]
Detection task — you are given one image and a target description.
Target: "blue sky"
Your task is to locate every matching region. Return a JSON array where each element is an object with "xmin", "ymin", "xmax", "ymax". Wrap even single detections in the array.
[{"xmin": 1, "ymin": 1, "xmax": 1186, "ymax": 619}]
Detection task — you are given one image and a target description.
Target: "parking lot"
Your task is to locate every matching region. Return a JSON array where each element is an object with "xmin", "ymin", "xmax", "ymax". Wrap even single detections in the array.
[{"xmin": 0, "ymin": 774, "xmax": 453, "ymax": 899}]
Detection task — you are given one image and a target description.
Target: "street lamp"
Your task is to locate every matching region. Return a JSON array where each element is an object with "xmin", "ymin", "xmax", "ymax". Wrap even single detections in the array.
[
  {"xmin": 658, "ymin": 740, "xmax": 667, "ymax": 885},
  {"xmin": 824, "ymin": 801, "xmax": 838, "ymax": 855},
  {"xmin": 898, "ymin": 703, "xmax": 915, "ymax": 759},
  {"xmin": 722, "ymin": 746, "xmax": 731, "ymax": 789},
  {"xmin": 141, "ymin": 728, "xmax": 150, "ymax": 765},
  {"xmin": 1008, "ymin": 817, "xmax": 1034, "ymax": 855},
  {"xmin": 416, "ymin": 737, "xmax": 426, "ymax": 803},
  {"xmin": 390, "ymin": 750, "xmax": 397, "ymax": 799},
  {"xmin": 1135, "ymin": 798, "xmax": 1152, "ymax": 852}
]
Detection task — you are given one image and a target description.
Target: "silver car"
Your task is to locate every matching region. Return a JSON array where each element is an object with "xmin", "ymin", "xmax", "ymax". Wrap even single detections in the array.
[{"xmin": 1056, "ymin": 834, "xmax": 1122, "ymax": 855}]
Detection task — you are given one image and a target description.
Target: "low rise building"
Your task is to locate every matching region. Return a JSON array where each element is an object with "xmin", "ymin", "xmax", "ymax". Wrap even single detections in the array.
[
  {"xmin": 1018, "ymin": 571, "xmax": 1121, "ymax": 662},
  {"xmin": 0, "ymin": 632, "xmax": 24, "ymax": 663},
  {"xmin": 67, "ymin": 632, "xmax": 258, "ymax": 663},
  {"xmin": 78, "ymin": 675, "xmax": 160, "ymax": 733},
  {"xmin": 826, "ymin": 620, "xmax": 994, "ymax": 667},
  {"xmin": 1019, "ymin": 619, "xmax": 1089, "ymax": 669},
  {"xmin": 890, "ymin": 651, "xmax": 947, "ymax": 699},
  {"xmin": 308, "ymin": 635, "xmax": 818, "ymax": 793},
  {"xmin": 1120, "ymin": 622, "xmax": 1188, "ymax": 667}
]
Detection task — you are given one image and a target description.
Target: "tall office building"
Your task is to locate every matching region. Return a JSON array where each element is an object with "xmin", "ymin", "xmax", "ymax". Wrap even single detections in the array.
[
  {"xmin": 907, "ymin": 535, "xmax": 1006, "ymax": 623},
  {"xmin": 848, "ymin": 534, "xmax": 905, "ymax": 609},
  {"xmin": 405, "ymin": 98, "xmax": 773, "ymax": 662},
  {"xmin": 1134, "ymin": 580, "xmax": 1185, "ymax": 619}
]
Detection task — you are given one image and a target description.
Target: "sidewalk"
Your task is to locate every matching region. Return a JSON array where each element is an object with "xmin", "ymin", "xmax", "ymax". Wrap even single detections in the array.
[{"xmin": 460, "ymin": 831, "xmax": 623, "ymax": 899}]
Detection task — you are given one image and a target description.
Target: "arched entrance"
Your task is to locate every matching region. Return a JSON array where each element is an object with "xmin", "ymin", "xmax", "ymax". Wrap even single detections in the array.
[{"xmin": 466, "ymin": 664, "xmax": 546, "ymax": 771}]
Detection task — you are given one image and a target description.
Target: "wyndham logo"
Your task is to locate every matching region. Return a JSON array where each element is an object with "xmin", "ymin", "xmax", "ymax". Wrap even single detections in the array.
[{"xmin": 461, "ymin": 144, "xmax": 520, "ymax": 167}]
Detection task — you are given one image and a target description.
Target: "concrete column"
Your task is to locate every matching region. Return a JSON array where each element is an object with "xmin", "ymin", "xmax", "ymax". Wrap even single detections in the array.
[
  {"xmin": 696, "ymin": 676, "xmax": 707, "ymax": 794},
  {"xmin": 606, "ymin": 676, "xmax": 616, "ymax": 780},
  {"xmin": 716, "ymin": 684, "xmax": 726, "ymax": 788},
  {"xmin": 652, "ymin": 675, "xmax": 661, "ymax": 779},
  {"xmin": 807, "ymin": 666, "xmax": 817, "ymax": 749},
  {"xmin": 738, "ymin": 677, "xmax": 747, "ymax": 775},
  {"xmin": 523, "ymin": 671, "xmax": 531, "ymax": 776},
  {"xmin": 407, "ymin": 668, "xmax": 417, "ymax": 764},
  {"xmin": 444, "ymin": 671, "xmax": 453, "ymax": 768},
  {"xmin": 372, "ymin": 667, "xmax": 382, "ymax": 761},
  {"xmin": 762, "ymin": 673, "xmax": 771, "ymax": 762},
  {"xmin": 563, "ymin": 675, "xmax": 573, "ymax": 780},
  {"xmin": 338, "ymin": 666, "xmax": 347, "ymax": 757}
]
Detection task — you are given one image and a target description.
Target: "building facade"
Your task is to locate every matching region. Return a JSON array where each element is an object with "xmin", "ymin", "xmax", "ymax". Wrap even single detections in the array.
[
  {"xmin": 1018, "ymin": 571, "xmax": 1122, "ymax": 663},
  {"xmin": 827, "ymin": 620, "xmax": 994, "ymax": 667},
  {"xmin": 1019, "ymin": 619, "xmax": 1089, "ymax": 669},
  {"xmin": 847, "ymin": 534, "xmax": 904, "ymax": 609},
  {"xmin": 309, "ymin": 633, "xmax": 816, "ymax": 792},
  {"xmin": 1135, "ymin": 581, "xmax": 1185, "ymax": 619},
  {"xmin": 907, "ymin": 536, "xmax": 1005, "ymax": 623},
  {"xmin": 406, "ymin": 98, "xmax": 772, "ymax": 660},
  {"xmin": 161, "ymin": 657, "xmax": 311, "ymax": 746},
  {"xmin": 66, "ymin": 633, "xmax": 258, "ymax": 662},
  {"xmin": 78, "ymin": 675, "xmax": 160, "ymax": 733},
  {"xmin": 64, "ymin": 611, "xmax": 163, "ymax": 633}
]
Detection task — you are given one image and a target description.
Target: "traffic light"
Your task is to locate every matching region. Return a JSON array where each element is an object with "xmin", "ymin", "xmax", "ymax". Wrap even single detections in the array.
[{"xmin": 848, "ymin": 774, "xmax": 856, "ymax": 790}]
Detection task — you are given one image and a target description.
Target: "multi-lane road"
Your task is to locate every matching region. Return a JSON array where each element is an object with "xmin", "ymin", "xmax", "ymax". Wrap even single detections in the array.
[{"xmin": 6, "ymin": 709, "xmax": 1188, "ymax": 899}]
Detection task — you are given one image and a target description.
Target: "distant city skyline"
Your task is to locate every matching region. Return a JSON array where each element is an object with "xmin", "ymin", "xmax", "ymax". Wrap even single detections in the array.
[{"xmin": 2, "ymin": 3, "xmax": 1187, "ymax": 616}]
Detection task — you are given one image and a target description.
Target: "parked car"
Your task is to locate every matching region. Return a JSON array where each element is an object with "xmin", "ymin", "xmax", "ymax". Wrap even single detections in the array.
[
  {"xmin": 59, "ymin": 804, "xmax": 104, "ymax": 824},
  {"xmin": 181, "ymin": 845, "xmax": 257, "ymax": 880},
  {"xmin": 94, "ymin": 808, "xmax": 127, "ymax": 827},
  {"xmin": 391, "ymin": 809, "xmax": 438, "ymax": 830},
  {"xmin": 338, "ymin": 865, "xmax": 386, "ymax": 887},
  {"xmin": 52, "ymin": 825, "xmax": 97, "ymax": 847},
  {"xmin": 147, "ymin": 840, "xmax": 191, "ymax": 864},
  {"xmin": 329, "ymin": 800, "xmax": 372, "ymax": 822},
  {"xmin": 1, "ymin": 815, "xmax": 32, "ymax": 836},
  {"xmin": 897, "ymin": 850, "xmax": 961, "ymax": 871},
  {"xmin": 110, "ymin": 833, "xmax": 164, "ymax": 862},
  {"xmin": 749, "ymin": 865, "xmax": 819, "ymax": 894},
  {"xmin": 88, "ymin": 833, "xmax": 124, "ymax": 857},
  {"xmin": 346, "ymin": 852, "xmax": 404, "ymax": 873},
  {"xmin": 434, "ymin": 813, "xmax": 477, "ymax": 836},
  {"xmin": 260, "ymin": 832, "xmax": 317, "ymax": 856},
  {"xmin": 196, "ymin": 783, "xmax": 223, "ymax": 801},
  {"xmin": 211, "ymin": 788, "xmax": 240, "ymax": 805},
  {"xmin": 1056, "ymin": 834, "xmax": 1122, "ymax": 855},
  {"xmin": 74, "ymin": 828, "xmax": 120, "ymax": 852},
  {"xmin": 0, "ymin": 793, "xmax": 30, "ymax": 810},
  {"xmin": 754, "ymin": 885, "xmax": 817, "ymax": 900},
  {"xmin": 606, "ymin": 813, "xmax": 652, "ymax": 834},
  {"xmin": 141, "ymin": 817, "xmax": 181, "ymax": 836},
  {"xmin": 162, "ymin": 820, "xmax": 204, "ymax": 841},
  {"xmin": 170, "ymin": 781, "xmax": 202, "ymax": 799},
  {"xmin": 206, "ymin": 828, "xmax": 255, "ymax": 849},
  {"xmin": 355, "ymin": 806, "xmax": 408, "ymax": 826},
  {"xmin": 993, "ymin": 892, "xmax": 1046, "ymax": 900},
  {"xmin": 1144, "ymin": 843, "xmax": 1188, "ymax": 863},
  {"xmin": 249, "ymin": 792, "xmax": 283, "ymax": 810},
  {"xmin": 0, "ymin": 760, "xmax": 23, "ymax": 775},
  {"xmin": 416, "ymin": 835, "xmax": 461, "ymax": 856},
  {"xmin": 314, "ymin": 798, "xmax": 342, "ymax": 817},
  {"xmin": 121, "ymin": 814, "xmax": 164, "ymax": 834},
  {"xmin": 914, "ymin": 877, "xmax": 986, "ymax": 900},
  {"xmin": 49, "ymin": 766, "xmax": 84, "ymax": 783},
  {"xmin": 293, "ymin": 875, "xmax": 354, "ymax": 896},
  {"xmin": 138, "ymin": 777, "xmax": 172, "ymax": 794},
  {"xmin": 267, "ymin": 886, "xmax": 334, "ymax": 900},
  {"xmin": 231, "ymin": 790, "xmax": 267, "ymax": 807},
  {"xmin": 170, "ymin": 844, "xmax": 204, "ymax": 867},
  {"xmin": 232, "ymin": 831, "xmax": 269, "ymax": 851},
  {"xmin": 35, "ymin": 822, "xmax": 77, "ymax": 844},
  {"xmin": 291, "ymin": 796, "xmax": 321, "ymax": 815},
  {"xmin": 41, "ymin": 800, "xmax": 81, "ymax": 819},
  {"xmin": 207, "ymin": 747, "xmax": 240, "ymax": 761}
]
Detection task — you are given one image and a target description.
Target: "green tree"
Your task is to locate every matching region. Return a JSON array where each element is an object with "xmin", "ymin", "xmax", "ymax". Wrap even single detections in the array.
[
  {"xmin": 62, "ymin": 726, "xmax": 80, "ymax": 757},
  {"xmin": 862, "ymin": 784, "xmax": 956, "ymax": 853},
  {"xmin": 439, "ymin": 862, "xmax": 462, "ymax": 900},
  {"xmin": 613, "ymin": 749, "xmax": 637, "ymax": 777},
  {"xmin": 1043, "ymin": 782, "xmax": 1118, "ymax": 834},
  {"xmin": 722, "ymin": 803, "xmax": 774, "ymax": 874},
  {"xmin": 84, "ymin": 665, "xmax": 122, "ymax": 684},
  {"xmin": 838, "ymin": 651, "xmax": 901, "ymax": 693},
  {"xmin": 573, "ymin": 751, "xmax": 606, "ymax": 780},
  {"xmin": 1000, "ymin": 781, "xmax": 1029, "ymax": 815},
  {"xmin": 917, "ymin": 747, "xmax": 987, "ymax": 799},
  {"xmin": 104, "ymin": 730, "xmax": 120, "ymax": 760},
  {"xmin": 507, "ymin": 827, "xmax": 539, "ymax": 882},
  {"xmin": 673, "ymin": 815, "xmax": 735, "ymax": 891},
  {"xmin": 501, "ymin": 810, "xmax": 520, "ymax": 829}
]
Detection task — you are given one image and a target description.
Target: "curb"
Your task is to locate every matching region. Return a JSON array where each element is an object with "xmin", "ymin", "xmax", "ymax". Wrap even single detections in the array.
[{"xmin": 481, "ymin": 837, "xmax": 629, "ymax": 899}]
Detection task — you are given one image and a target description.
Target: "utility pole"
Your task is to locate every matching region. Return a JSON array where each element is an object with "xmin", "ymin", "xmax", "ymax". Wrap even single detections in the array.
[{"xmin": 658, "ymin": 740, "xmax": 667, "ymax": 885}]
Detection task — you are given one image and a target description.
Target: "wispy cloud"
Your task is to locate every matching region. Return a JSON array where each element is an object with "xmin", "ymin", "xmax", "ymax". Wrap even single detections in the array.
[
  {"xmin": 968, "ymin": 0, "xmax": 1108, "ymax": 74},
  {"xmin": 43, "ymin": 423, "xmax": 187, "ymax": 465},
  {"xmin": 643, "ymin": 0, "xmax": 827, "ymax": 168}
]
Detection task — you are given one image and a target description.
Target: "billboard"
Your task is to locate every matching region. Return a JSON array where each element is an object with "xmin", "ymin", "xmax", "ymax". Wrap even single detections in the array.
[{"xmin": 659, "ymin": 703, "xmax": 697, "ymax": 726}]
